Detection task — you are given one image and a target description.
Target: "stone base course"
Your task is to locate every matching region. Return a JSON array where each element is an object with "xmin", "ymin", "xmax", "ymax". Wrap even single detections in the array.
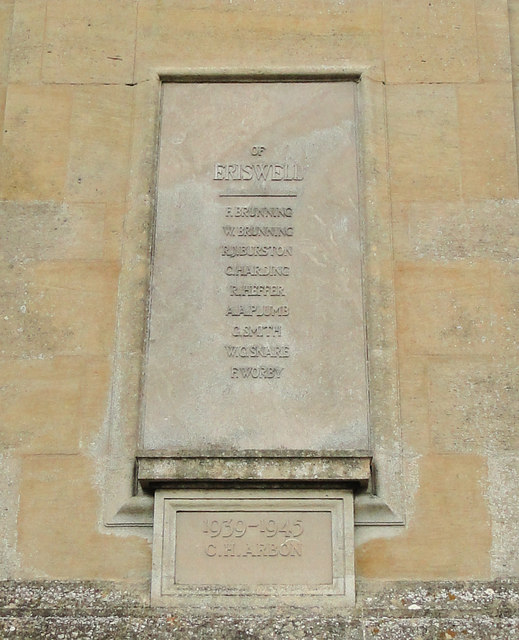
[{"xmin": 0, "ymin": 580, "xmax": 518, "ymax": 640}]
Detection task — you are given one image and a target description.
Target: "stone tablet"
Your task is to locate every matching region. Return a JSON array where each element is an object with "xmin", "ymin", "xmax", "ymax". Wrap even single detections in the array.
[
  {"xmin": 152, "ymin": 490, "xmax": 355, "ymax": 604},
  {"xmin": 142, "ymin": 81, "xmax": 368, "ymax": 452}
]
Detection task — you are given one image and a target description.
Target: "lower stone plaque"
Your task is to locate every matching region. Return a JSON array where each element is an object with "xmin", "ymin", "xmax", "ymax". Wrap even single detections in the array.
[{"xmin": 152, "ymin": 490, "xmax": 355, "ymax": 606}]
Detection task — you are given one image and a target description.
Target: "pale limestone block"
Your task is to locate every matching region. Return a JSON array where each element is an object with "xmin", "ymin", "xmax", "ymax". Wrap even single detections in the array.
[
  {"xmin": 135, "ymin": 0, "xmax": 383, "ymax": 80},
  {"xmin": 0, "ymin": 452, "xmax": 20, "ymax": 579},
  {"xmin": 0, "ymin": 261, "xmax": 119, "ymax": 358},
  {"xmin": 17, "ymin": 455, "xmax": 150, "ymax": 580},
  {"xmin": 386, "ymin": 85, "xmax": 461, "ymax": 201},
  {"xmin": 428, "ymin": 359, "xmax": 519, "ymax": 454},
  {"xmin": 0, "ymin": 2, "xmax": 14, "ymax": 84},
  {"xmin": 66, "ymin": 86, "xmax": 133, "ymax": 203},
  {"xmin": 510, "ymin": 0, "xmax": 519, "ymax": 167},
  {"xmin": 0, "ymin": 85, "xmax": 72, "ymax": 201},
  {"xmin": 102, "ymin": 202, "xmax": 126, "ymax": 262},
  {"xmin": 398, "ymin": 356, "xmax": 430, "ymax": 455},
  {"xmin": 0, "ymin": 85, "xmax": 6, "ymax": 144},
  {"xmin": 458, "ymin": 83, "xmax": 519, "ymax": 199},
  {"xmin": 395, "ymin": 263, "xmax": 495, "ymax": 356},
  {"xmin": 487, "ymin": 454, "xmax": 519, "ymax": 576},
  {"xmin": 0, "ymin": 357, "xmax": 83, "ymax": 455},
  {"xmin": 489, "ymin": 263, "xmax": 519, "ymax": 354},
  {"xmin": 392, "ymin": 200, "xmax": 519, "ymax": 263},
  {"xmin": 475, "ymin": 0, "xmax": 512, "ymax": 82},
  {"xmin": 383, "ymin": 0, "xmax": 479, "ymax": 83},
  {"xmin": 42, "ymin": 0, "xmax": 137, "ymax": 84},
  {"xmin": 0, "ymin": 201, "xmax": 108, "ymax": 262},
  {"xmin": 8, "ymin": 0, "xmax": 45, "ymax": 83},
  {"xmin": 75, "ymin": 357, "xmax": 112, "ymax": 445},
  {"xmin": 357, "ymin": 454, "xmax": 491, "ymax": 579}
]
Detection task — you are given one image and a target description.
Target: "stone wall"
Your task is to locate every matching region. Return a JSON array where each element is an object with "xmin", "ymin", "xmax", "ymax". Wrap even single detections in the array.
[{"xmin": 1, "ymin": 0, "xmax": 518, "ymax": 624}]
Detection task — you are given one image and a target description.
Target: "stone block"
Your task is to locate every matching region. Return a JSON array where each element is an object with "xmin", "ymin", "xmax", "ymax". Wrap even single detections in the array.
[
  {"xmin": 395, "ymin": 263, "xmax": 495, "ymax": 356},
  {"xmin": 0, "ymin": 261, "xmax": 119, "ymax": 358},
  {"xmin": 0, "ymin": 452, "xmax": 20, "ymax": 579},
  {"xmin": 356, "ymin": 454, "xmax": 491, "ymax": 579},
  {"xmin": 8, "ymin": 0, "xmax": 45, "ymax": 83},
  {"xmin": 458, "ymin": 83, "xmax": 519, "ymax": 199},
  {"xmin": 488, "ymin": 454, "xmax": 519, "ymax": 576},
  {"xmin": 0, "ymin": 357, "xmax": 83, "ymax": 455},
  {"xmin": 0, "ymin": 2, "xmax": 13, "ymax": 84},
  {"xmin": 0, "ymin": 85, "xmax": 72, "ymax": 201},
  {"xmin": 398, "ymin": 356, "xmax": 429, "ymax": 455},
  {"xmin": 135, "ymin": 0, "xmax": 383, "ymax": 80},
  {"xmin": 384, "ymin": 0, "xmax": 479, "ymax": 83},
  {"xmin": 386, "ymin": 85, "xmax": 460, "ymax": 201},
  {"xmin": 66, "ymin": 86, "xmax": 134, "ymax": 203},
  {"xmin": 42, "ymin": 0, "xmax": 137, "ymax": 84},
  {"xmin": 17, "ymin": 455, "xmax": 150, "ymax": 580},
  {"xmin": 489, "ymin": 263, "xmax": 519, "ymax": 353},
  {"xmin": 0, "ymin": 201, "xmax": 108, "ymax": 262},
  {"xmin": 476, "ymin": 0, "xmax": 513, "ymax": 82},
  {"xmin": 428, "ymin": 359, "xmax": 519, "ymax": 454},
  {"xmin": 392, "ymin": 199, "xmax": 519, "ymax": 263}
]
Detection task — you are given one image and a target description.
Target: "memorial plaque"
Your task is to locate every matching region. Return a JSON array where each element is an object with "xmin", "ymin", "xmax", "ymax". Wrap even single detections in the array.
[
  {"xmin": 152, "ymin": 491, "xmax": 354, "ymax": 604},
  {"xmin": 142, "ymin": 81, "xmax": 368, "ymax": 452}
]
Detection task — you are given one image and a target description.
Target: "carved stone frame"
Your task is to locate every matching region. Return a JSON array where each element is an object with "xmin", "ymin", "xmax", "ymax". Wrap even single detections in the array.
[{"xmin": 98, "ymin": 68, "xmax": 404, "ymax": 533}]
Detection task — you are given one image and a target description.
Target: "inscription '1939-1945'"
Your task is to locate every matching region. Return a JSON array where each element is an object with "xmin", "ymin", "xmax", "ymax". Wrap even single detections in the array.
[{"xmin": 202, "ymin": 516, "xmax": 304, "ymax": 559}]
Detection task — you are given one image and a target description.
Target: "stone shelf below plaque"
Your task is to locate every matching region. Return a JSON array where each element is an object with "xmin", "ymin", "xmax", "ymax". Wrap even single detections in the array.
[{"xmin": 137, "ymin": 451, "xmax": 372, "ymax": 489}]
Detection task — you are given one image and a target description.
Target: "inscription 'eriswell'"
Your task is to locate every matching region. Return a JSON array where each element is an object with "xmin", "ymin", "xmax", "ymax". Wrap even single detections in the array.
[{"xmin": 214, "ymin": 163, "xmax": 304, "ymax": 181}]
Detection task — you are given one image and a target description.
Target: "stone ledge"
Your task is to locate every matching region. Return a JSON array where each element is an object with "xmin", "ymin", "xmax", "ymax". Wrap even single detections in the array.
[
  {"xmin": 1, "ymin": 580, "xmax": 518, "ymax": 640},
  {"xmin": 137, "ymin": 451, "xmax": 372, "ymax": 489}
]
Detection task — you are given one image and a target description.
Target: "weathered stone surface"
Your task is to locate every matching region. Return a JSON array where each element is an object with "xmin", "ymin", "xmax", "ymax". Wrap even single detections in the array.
[
  {"xmin": 386, "ymin": 85, "xmax": 461, "ymax": 201},
  {"xmin": 42, "ymin": 0, "xmax": 137, "ymax": 84},
  {"xmin": 428, "ymin": 359, "xmax": 519, "ymax": 454},
  {"xmin": 8, "ymin": 0, "xmax": 45, "ymax": 83},
  {"xmin": 395, "ymin": 263, "xmax": 495, "ymax": 356},
  {"xmin": 383, "ymin": 0, "xmax": 479, "ymax": 83},
  {"xmin": 0, "ymin": 85, "xmax": 73, "ymax": 201},
  {"xmin": 356, "ymin": 455, "xmax": 491, "ymax": 579},
  {"xmin": 0, "ymin": 580, "xmax": 518, "ymax": 639},
  {"xmin": 393, "ymin": 199, "xmax": 519, "ymax": 263},
  {"xmin": 17, "ymin": 456, "xmax": 150, "ymax": 581},
  {"xmin": 458, "ymin": 83, "xmax": 519, "ymax": 199},
  {"xmin": 135, "ymin": 1, "xmax": 383, "ymax": 82}
]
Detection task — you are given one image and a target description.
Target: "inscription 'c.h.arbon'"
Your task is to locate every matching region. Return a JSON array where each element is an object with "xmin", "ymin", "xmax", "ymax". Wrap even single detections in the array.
[{"xmin": 142, "ymin": 82, "xmax": 369, "ymax": 452}]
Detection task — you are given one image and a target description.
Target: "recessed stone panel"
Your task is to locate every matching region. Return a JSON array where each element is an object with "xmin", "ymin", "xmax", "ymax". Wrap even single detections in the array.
[
  {"xmin": 142, "ymin": 81, "xmax": 368, "ymax": 452},
  {"xmin": 152, "ymin": 490, "xmax": 354, "ymax": 605}
]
